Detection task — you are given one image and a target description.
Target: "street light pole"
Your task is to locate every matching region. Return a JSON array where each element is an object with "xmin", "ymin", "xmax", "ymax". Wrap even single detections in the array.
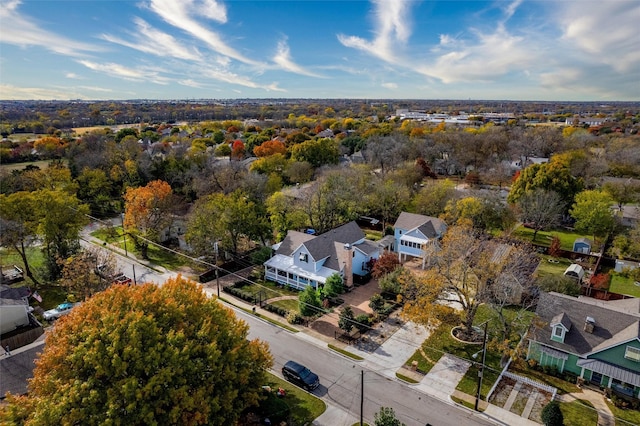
[{"xmin": 475, "ymin": 320, "xmax": 489, "ymax": 411}]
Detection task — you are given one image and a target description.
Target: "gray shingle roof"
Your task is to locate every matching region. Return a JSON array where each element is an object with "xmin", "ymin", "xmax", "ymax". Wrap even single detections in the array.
[
  {"xmin": 274, "ymin": 222, "xmax": 366, "ymax": 272},
  {"xmin": 0, "ymin": 340, "xmax": 44, "ymax": 398},
  {"xmin": 533, "ymin": 292, "xmax": 640, "ymax": 355},
  {"xmin": 275, "ymin": 231, "xmax": 315, "ymax": 256},
  {"xmin": 394, "ymin": 212, "xmax": 445, "ymax": 238}
]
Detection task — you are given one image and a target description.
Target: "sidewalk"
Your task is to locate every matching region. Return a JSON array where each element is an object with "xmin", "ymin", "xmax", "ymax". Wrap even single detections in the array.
[{"xmin": 214, "ymin": 290, "xmax": 540, "ymax": 426}]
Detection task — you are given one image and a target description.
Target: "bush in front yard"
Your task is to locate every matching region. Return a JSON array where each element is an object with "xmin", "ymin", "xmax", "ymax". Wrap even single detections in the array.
[{"xmin": 541, "ymin": 401, "xmax": 563, "ymax": 426}]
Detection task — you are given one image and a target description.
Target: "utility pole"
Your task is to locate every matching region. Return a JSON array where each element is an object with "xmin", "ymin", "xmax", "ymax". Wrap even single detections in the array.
[
  {"xmin": 121, "ymin": 213, "xmax": 128, "ymax": 257},
  {"xmin": 215, "ymin": 241, "xmax": 220, "ymax": 298},
  {"xmin": 360, "ymin": 370, "xmax": 364, "ymax": 426},
  {"xmin": 475, "ymin": 321, "xmax": 489, "ymax": 411},
  {"xmin": 132, "ymin": 264, "xmax": 137, "ymax": 286}
]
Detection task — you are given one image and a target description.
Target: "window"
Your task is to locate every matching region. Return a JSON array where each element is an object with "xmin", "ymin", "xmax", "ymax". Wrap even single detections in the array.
[
  {"xmin": 625, "ymin": 346, "xmax": 640, "ymax": 362},
  {"xmin": 299, "ymin": 253, "xmax": 308, "ymax": 262},
  {"xmin": 553, "ymin": 326, "xmax": 563, "ymax": 337}
]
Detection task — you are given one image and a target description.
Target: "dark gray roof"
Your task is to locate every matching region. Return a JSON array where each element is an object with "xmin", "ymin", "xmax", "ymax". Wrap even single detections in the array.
[
  {"xmin": 354, "ymin": 240, "xmax": 379, "ymax": 256},
  {"xmin": 275, "ymin": 231, "xmax": 315, "ymax": 256},
  {"xmin": 533, "ymin": 292, "xmax": 640, "ymax": 355},
  {"xmin": 394, "ymin": 212, "xmax": 445, "ymax": 238},
  {"xmin": 274, "ymin": 222, "xmax": 366, "ymax": 272},
  {"xmin": 0, "ymin": 341, "xmax": 44, "ymax": 398},
  {"xmin": 303, "ymin": 222, "xmax": 364, "ymax": 262},
  {"xmin": 0, "ymin": 285, "xmax": 30, "ymax": 300}
]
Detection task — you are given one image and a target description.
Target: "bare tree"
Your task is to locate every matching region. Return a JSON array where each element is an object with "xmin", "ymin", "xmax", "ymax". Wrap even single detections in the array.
[{"xmin": 516, "ymin": 189, "xmax": 564, "ymax": 241}]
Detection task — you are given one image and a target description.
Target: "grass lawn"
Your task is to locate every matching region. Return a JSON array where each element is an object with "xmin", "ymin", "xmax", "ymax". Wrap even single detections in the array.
[
  {"xmin": 0, "ymin": 247, "xmax": 48, "ymax": 285},
  {"xmin": 270, "ymin": 298, "xmax": 300, "ymax": 313},
  {"xmin": 512, "ymin": 226, "xmax": 594, "ymax": 251},
  {"xmin": 0, "ymin": 159, "xmax": 63, "ymax": 173},
  {"xmin": 259, "ymin": 374, "xmax": 326, "ymax": 425},
  {"xmin": 606, "ymin": 400, "xmax": 640, "ymax": 426},
  {"xmin": 534, "ymin": 255, "xmax": 574, "ymax": 279},
  {"xmin": 240, "ymin": 281, "xmax": 300, "ymax": 300},
  {"xmin": 609, "ymin": 274, "xmax": 640, "ymax": 297},
  {"xmin": 90, "ymin": 226, "xmax": 189, "ymax": 270},
  {"xmin": 560, "ymin": 399, "xmax": 598, "ymax": 426}
]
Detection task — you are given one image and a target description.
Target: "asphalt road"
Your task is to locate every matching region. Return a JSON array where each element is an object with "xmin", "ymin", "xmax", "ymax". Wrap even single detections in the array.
[{"xmin": 238, "ymin": 308, "xmax": 493, "ymax": 426}]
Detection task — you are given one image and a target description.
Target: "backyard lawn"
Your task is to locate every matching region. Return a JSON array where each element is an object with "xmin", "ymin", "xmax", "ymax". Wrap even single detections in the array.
[
  {"xmin": 257, "ymin": 374, "xmax": 326, "ymax": 425},
  {"xmin": 534, "ymin": 255, "xmax": 575, "ymax": 279},
  {"xmin": 609, "ymin": 274, "xmax": 640, "ymax": 298},
  {"xmin": 512, "ymin": 226, "xmax": 595, "ymax": 251}
]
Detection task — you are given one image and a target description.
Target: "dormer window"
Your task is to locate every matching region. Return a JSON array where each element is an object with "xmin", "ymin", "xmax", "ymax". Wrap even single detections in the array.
[
  {"xmin": 299, "ymin": 253, "xmax": 308, "ymax": 263},
  {"xmin": 554, "ymin": 326, "xmax": 563, "ymax": 338}
]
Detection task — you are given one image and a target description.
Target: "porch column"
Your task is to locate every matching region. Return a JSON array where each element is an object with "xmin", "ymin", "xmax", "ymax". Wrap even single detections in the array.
[
  {"xmin": 560, "ymin": 358, "xmax": 566, "ymax": 374},
  {"xmin": 579, "ymin": 367, "xmax": 585, "ymax": 379},
  {"xmin": 607, "ymin": 376, "xmax": 613, "ymax": 388}
]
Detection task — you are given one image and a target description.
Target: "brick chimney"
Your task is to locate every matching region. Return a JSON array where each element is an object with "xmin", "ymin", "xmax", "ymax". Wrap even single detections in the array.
[
  {"xmin": 584, "ymin": 316, "xmax": 595, "ymax": 333},
  {"xmin": 344, "ymin": 243, "xmax": 353, "ymax": 289}
]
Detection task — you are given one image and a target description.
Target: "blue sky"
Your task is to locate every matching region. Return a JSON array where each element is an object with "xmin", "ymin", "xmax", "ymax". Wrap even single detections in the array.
[{"xmin": 1, "ymin": 0, "xmax": 638, "ymax": 101}]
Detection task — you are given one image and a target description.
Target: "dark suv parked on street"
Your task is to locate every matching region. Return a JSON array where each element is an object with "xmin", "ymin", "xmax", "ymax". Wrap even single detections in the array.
[{"xmin": 282, "ymin": 360, "xmax": 320, "ymax": 391}]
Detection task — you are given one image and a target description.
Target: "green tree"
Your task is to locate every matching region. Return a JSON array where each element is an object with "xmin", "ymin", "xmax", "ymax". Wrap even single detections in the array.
[
  {"xmin": 0, "ymin": 276, "xmax": 272, "ymax": 426},
  {"xmin": 369, "ymin": 293, "xmax": 385, "ymax": 315},
  {"xmin": 507, "ymin": 161, "xmax": 583, "ymax": 211},
  {"xmin": 338, "ymin": 305, "xmax": 355, "ymax": 334},
  {"xmin": 0, "ymin": 191, "xmax": 42, "ymax": 285},
  {"xmin": 186, "ymin": 190, "xmax": 271, "ymax": 254},
  {"xmin": 299, "ymin": 285, "xmax": 322, "ymax": 316},
  {"xmin": 76, "ymin": 167, "xmax": 114, "ymax": 217},
  {"xmin": 290, "ymin": 138, "xmax": 340, "ymax": 168},
  {"xmin": 265, "ymin": 192, "xmax": 307, "ymax": 242},
  {"xmin": 323, "ymin": 273, "xmax": 344, "ymax": 298},
  {"xmin": 541, "ymin": 401, "xmax": 563, "ymax": 426},
  {"xmin": 374, "ymin": 406, "xmax": 405, "ymax": 426},
  {"xmin": 570, "ymin": 190, "xmax": 615, "ymax": 241},
  {"xmin": 412, "ymin": 179, "xmax": 458, "ymax": 217}
]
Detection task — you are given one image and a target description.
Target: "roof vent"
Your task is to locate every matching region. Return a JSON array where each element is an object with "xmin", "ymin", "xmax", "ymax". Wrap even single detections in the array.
[{"xmin": 584, "ymin": 316, "xmax": 595, "ymax": 333}]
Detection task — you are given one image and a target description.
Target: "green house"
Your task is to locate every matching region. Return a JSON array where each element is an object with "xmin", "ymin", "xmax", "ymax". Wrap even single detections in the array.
[{"xmin": 528, "ymin": 292, "xmax": 640, "ymax": 399}]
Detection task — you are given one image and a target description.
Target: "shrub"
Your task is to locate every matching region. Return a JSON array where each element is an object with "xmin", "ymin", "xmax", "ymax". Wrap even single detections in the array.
[
  {"xmin": 541, "ymin": 401, "xmax": 563, "ymax": 426},
  {"xmin": 263, "ymin": 303, "xmax": 288, "ymax": 317},
  {"xmin": 286, "ymin": 312, "xmax": 305, "ymax": 325},
  {"xmin": 338, "ymin": 306, "xmax": 355, "ymax": 334},
  {"xmin": 354, "ymin": 314, "xmax": 371, "ymax": 334},
  {"xmin": 590, "ymin": 273, "xmax": 610, "ymax": 290},
  {"xmin": 369, "ymin": 293, "xmax": 385, "ymax": 315}
]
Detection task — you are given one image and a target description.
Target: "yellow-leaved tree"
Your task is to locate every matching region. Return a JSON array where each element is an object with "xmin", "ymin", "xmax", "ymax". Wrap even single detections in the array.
[{"xmin": 1, "ymin": 276, "xmax": 273, "ymax": 425}]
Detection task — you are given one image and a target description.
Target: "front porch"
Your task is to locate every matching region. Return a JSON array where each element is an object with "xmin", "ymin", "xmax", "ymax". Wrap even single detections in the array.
[{"xmin": 264, "ymin": 254, "xmax": 338, "ymax": 291}]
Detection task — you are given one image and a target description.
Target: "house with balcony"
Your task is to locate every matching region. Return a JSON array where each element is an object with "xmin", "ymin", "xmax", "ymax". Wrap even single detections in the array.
[
  {"xmin": 264, "ymin": 221, "xmax": 381, "ymax": 291},
  {"xmin": 527, "ymin": 292, "xmax": 640, "ymax": 399},
  {"xmin": 393, "ymin": 212, "xmax": 446, "ymax": 264}
]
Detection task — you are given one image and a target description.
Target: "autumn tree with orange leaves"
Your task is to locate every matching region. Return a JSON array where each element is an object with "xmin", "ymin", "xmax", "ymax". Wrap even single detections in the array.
[
  {"xmin": 252, "ymin": 139, "xmax": 286, "ymax": 157},
  {"xmin": 0, "ymin": 276, "xmax": 273, "ymax": 426},
  {"xmin": 123, "ymin": 180, "xmax": 174, "ymax": 258}
]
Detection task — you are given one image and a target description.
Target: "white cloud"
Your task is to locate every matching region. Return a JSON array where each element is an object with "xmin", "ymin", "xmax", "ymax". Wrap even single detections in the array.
[
  {"xmin": 558, "ymin": 1, "xmax": 640, "ymax": 73},
  {"xmin": 381, "ymin": 82, "xmax": 397, "ymax": 89},
  {"xmin": 0, "ymin": 83, "xmax": 90, "ymax": 100},
  {"xmin": 78, "ymin": 60, "xmax": 170, "ymax": 85},
  {"xmin": 337, "ymin": 0, "xmax": 413, "ymax": 62},
  {"xmin": 272, "ymin": 39, "xmax": 323, "ymax": 78},
  {"xmin": 146, "ymin": 0, "xmax": 261, "ymax": 66},
  {"xmin": 0, "ymin": 0, "xmax": 98, "ymax": 57},
  {"xmin": 178, "ymin": 79, "xmax": 202, "ymax": 88},
  {"xmin": 65, "ymin": 73, "xmax": 81, "ymax": 79},
  {"xmin": 100, "ymin": 18, "xmax": 202, "ymax": 61}
]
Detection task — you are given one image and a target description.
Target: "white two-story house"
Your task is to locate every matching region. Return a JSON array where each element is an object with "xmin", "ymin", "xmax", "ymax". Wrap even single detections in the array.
[{"xmin": 264, "ymin": 222, "xmax": 381, "ymax": 291}]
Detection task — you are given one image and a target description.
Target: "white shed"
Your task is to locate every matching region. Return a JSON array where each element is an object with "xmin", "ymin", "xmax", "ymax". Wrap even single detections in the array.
[{"xmin": 564, "ymin": 264, "xmax": 585, "ymax": 281}]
